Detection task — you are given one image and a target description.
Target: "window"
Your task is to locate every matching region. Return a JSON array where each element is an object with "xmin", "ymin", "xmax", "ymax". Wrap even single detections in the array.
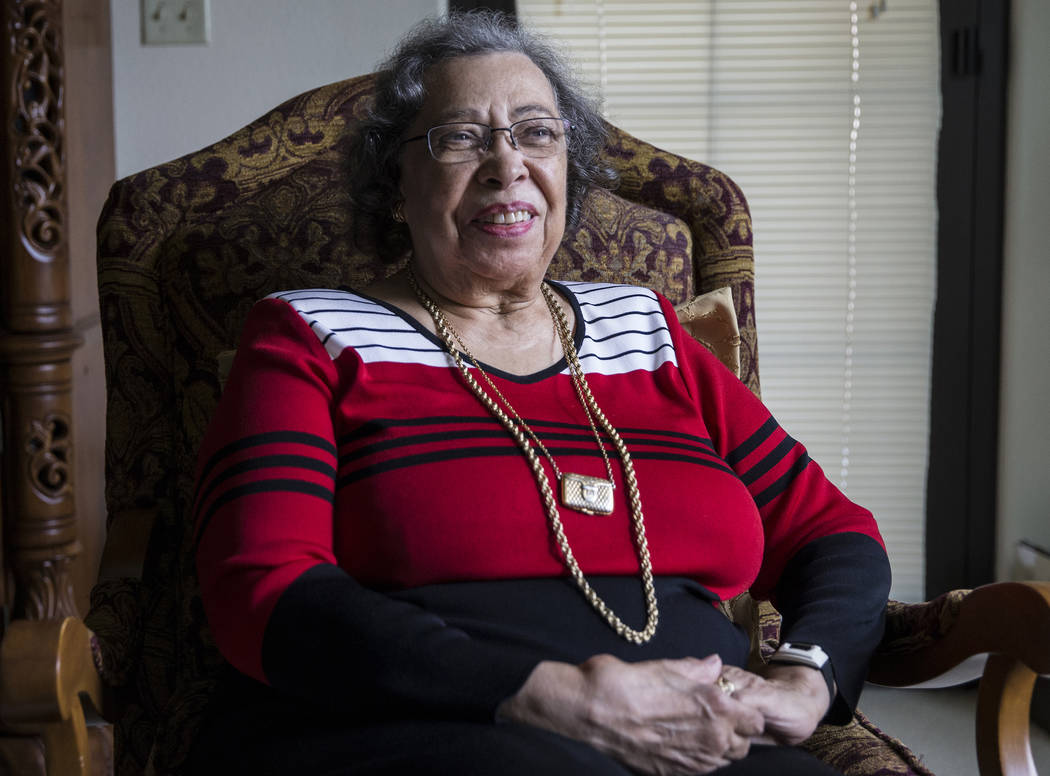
[{"xmin": 519, "ymin": 0, "xmax": 941, "ymax": 601}]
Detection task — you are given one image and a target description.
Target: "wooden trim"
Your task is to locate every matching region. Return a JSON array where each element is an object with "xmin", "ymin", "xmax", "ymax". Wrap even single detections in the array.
[{"xmin": 926, "ymin": 0, "xmax": 1009, "ymax": 597}]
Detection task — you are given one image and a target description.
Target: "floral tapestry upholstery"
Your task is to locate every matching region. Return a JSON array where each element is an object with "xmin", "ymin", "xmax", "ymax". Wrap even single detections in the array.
[{"xmin": 86, "ymin": 71, "xmax": 928, "ymax": 774}]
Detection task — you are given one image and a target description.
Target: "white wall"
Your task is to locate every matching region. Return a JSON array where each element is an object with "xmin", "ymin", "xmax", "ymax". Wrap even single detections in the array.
[
  {"xmin": 111, "ymin": 0, "xmax": 444, "ymax": 178},
  {"xmin": 997, "ymin": 0, "xmax": 1050, "ymax": 580}
]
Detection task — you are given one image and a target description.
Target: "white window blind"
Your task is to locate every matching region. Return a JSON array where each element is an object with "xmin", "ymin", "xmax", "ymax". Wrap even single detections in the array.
[{"xmin": 519, "ymin": 0, "xmax": 941, "ymax": 602}]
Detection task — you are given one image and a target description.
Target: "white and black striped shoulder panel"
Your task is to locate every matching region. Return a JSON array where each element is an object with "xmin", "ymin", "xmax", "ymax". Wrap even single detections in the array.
[
  {"xmin": 558, "ymin": 281, "xmax": 677, "ymax": 376},
  {"xmin": 267, "ymin": 289, "xmax": 449, "ymax": 366}
]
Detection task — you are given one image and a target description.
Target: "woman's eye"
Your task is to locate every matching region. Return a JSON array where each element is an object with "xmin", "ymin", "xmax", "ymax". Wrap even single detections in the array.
[
  {"xmin": 435, "ymin": 128, "xmax": 483, "ymax": 147},
  {"xmin": 518, "ymin": 124, "xmax": 556, "ymax": 144}
]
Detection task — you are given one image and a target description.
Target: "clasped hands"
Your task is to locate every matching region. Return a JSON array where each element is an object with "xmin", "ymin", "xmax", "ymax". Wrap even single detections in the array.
[{"xmin": 498, "ymin": 653, "xmax": 831, "ymax": 776}]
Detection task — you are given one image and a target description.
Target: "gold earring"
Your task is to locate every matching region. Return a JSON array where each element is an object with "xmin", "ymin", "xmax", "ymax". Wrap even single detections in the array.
[{"xmin": 392, "ymin": 200, "xmax": 405, "ymax": 223}]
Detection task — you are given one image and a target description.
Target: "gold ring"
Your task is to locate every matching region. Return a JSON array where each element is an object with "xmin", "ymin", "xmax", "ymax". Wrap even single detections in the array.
[{"xmin": 716, "ymin": 675, "xmax": 736, "ymax": 696}]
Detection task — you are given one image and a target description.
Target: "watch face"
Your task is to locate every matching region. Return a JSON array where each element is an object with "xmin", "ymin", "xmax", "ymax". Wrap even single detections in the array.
[{"xmin": 772, "ymin": 642, "xmax": 829, "ymax": 669}]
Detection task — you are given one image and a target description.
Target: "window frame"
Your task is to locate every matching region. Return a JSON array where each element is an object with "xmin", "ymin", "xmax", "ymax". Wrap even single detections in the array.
[{"xmin": 924, "ymin": 0, "xmax": 1008, "ymax": 597}]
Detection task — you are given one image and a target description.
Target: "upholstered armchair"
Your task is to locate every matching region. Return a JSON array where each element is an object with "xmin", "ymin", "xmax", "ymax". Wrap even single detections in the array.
[{"xmin": 1, "ymin": 73, "xmax": 1047, "ymax": 776}]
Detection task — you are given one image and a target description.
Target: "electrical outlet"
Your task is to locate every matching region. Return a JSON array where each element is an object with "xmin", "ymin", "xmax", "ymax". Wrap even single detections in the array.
[{"xmin": 142, "ymin": 0, "xmax": 210, "ymax": 46}]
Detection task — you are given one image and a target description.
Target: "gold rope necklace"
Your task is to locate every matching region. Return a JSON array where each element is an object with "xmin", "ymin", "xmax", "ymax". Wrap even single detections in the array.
[{"xmin": 407, "ymin": 267, "xmax": 659, "ymax": 644}]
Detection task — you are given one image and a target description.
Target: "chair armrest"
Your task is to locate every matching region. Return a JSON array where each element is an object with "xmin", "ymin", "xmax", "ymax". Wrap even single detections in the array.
[
  {"xmin": 869, "ymin": 581, "xmax": 1050, "ymax": 776},
  {"xmin": 85, "ymin": 508, "xmax": 155, "ymax": 701},
  {"xmin": 869, "ymin": 581, "xmax": 1050, "ymax": 686},
  {"xmin": 0, "ymin": 617, "xmax": 106, "ymax": 776}
]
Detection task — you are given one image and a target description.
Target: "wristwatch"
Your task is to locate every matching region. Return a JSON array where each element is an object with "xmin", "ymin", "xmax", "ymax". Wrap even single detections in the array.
[
  {"xmin": 769, "ymin": 641, "xmax": 836, "ymax": 700},
  {"xmin": 769, "ymin": 641, "xmax": 829, "ymax": 670}
]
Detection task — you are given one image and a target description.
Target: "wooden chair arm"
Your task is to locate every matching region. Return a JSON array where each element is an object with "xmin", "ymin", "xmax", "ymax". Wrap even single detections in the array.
[
  {"xmin": 869, "ymin": 581, "xmax": 1050, "ymax": 685},
  {"xmin": 0, "ymin": 617, "xmax": 105, "ymax": 776},
  {"xmin": 869, "ymin": 581, "xmax": 1050, "ymax": 776}
]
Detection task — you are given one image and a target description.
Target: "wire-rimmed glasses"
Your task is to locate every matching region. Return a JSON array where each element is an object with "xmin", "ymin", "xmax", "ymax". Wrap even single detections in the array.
[{"xmin": 401, "ymin": 117, "xmax": 571, "ymax": 163}]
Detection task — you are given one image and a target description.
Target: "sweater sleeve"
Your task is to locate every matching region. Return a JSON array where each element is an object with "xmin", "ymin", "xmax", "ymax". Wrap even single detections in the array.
[
  {"xmin": 193, "ymin": 298, "xmax": 541, "ymax": 720},
  {"xmin": 660, "ymin": 294, "xmax": 891, "ymax": 722}
]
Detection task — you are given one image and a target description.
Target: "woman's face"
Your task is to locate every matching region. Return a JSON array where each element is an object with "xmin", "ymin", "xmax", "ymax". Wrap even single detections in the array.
[{"xmin": 398, "ymin": 52, "xmax": 569, "ymax": 291}]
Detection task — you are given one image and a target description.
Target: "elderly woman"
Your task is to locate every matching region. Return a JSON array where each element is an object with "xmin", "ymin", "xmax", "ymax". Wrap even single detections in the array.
[{"xmin": 189, "ymin": 11, "xmax": 890, "ymax": 776}]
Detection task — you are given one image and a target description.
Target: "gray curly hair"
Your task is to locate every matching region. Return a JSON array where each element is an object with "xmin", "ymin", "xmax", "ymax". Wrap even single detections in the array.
[{"xmin": 349, "ymin": 10, "xmax": 616, "ymax": 262}]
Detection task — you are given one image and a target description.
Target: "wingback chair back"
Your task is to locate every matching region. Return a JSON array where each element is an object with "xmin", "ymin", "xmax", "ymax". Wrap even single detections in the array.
[
  {"xmin": 86, "ymin": 74, "xmax": 936, "ymax": 776},
  {"xmin": 87, "ymin": 73, "xmax": 760, "ymax": 774}
]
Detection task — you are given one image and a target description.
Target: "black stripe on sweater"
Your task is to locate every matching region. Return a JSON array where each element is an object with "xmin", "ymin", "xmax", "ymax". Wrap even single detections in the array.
[
  {"xmin": 726, "ymin": 417, "xmax": 778, "ymax": 467},
  {"xmin": 197, "ymin": 431, "xmax": 336, "ymax": 492},
  {"xmin": 195, "ymin": 478, "xmax": 335, "ymax": 548},
  {"xmin": 337, "ymin": 445, "xmax": 735, "ymax": 489},
  {"xmin": 195, "ymin": 454, "xmax": 336, "ymax": 520},
  {"xmin": 753, "ymin": 453, "xmax": 812, "ymax": 507},
  {"xmin": 740, "ymin": 436, "xmax": 797, "ymax": 486}
]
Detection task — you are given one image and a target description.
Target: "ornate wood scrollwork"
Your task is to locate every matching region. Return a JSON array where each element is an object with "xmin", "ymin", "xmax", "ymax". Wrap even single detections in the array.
[
  {"xmin": 3, "ymin": 0, "xmax": 69, "ymax": 332},
  {"xmin": 20, "ymin": 553, "xmax": 77, "ymax": 620},
  {"xmin": 1, "ymin": 3, "xmax": 91, "ymax": 771},
  {"xmin": 26, "ymin": 413, "xmax": 71, "ymax": 499},
  {"xmin": 10, "ymin": 0, "xmax": 66, "ymax": 263},
  {"xmin": 0, "ymin": 332, "xmax": 81, "ymax": 621},
  {"xmin": 1, "ymin": 0, "xmax": 79, "ymax": 632}
]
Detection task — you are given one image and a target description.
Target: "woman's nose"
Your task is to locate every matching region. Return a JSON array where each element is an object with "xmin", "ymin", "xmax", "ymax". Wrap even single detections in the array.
[{"xmin": 477, "ymin": 131, "xmax": 528, "ymax": 187}]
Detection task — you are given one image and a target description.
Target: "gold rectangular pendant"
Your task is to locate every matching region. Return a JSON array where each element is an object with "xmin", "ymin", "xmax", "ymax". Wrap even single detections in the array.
[{"xmin": 561, "ymin": 473, "xmax": 614, "ymax": 515}]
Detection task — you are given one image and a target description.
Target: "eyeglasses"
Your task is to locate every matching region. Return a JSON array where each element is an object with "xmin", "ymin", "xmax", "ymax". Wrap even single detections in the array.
[{"xmin": 401, "ymin": 117, "xmax": 571, "ymax": 163}]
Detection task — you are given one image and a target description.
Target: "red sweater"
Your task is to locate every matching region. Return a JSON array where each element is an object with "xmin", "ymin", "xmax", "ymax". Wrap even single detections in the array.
[{"xmin": 194, "ymin": 281, "xmax": 888, "ymax": 721}]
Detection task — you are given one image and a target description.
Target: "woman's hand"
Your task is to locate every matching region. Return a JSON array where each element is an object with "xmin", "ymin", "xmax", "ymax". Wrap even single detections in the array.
[
  {"xmin": 498, "ymin": 654, "xmax": 765, "ymax": 775},
  {"xmin": 718, "ymin": 663, "xmax": 832, "ymax": 746}
]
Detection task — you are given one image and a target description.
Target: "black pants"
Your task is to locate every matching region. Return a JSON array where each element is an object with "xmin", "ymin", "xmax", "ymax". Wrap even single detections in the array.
[
  {"xmin": 190, "ymin": 712, "xmax": 840, "ymax": 776},
  {"xmin": 189, "ymin": 578, "xmax": 841, "ymax": 774}
]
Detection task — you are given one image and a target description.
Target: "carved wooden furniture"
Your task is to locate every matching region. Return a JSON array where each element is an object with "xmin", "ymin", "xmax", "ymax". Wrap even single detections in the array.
[
  {"xmin": 0, "ymin": 1, "xmax": 119, "ymax": 773},
  {"xmin": 2, "ymin": 69, "xmax": 1048, "ymax": 776},
  {"xmin": 0, "ymin": 617, "xmax": 104, "ymax": 775},
  {"xmin": 0, "ymin": 0, "xmax": 80, "ymax": 624},
  {"xmin": 0, "ymin": 1, "xmax": 92, "ymax": 773}
]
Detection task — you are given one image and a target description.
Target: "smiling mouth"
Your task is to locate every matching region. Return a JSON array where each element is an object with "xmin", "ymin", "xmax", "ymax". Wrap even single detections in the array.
[{"xmin": 475, "ymin": 209, "xmax": 534, "ymax": 225}]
